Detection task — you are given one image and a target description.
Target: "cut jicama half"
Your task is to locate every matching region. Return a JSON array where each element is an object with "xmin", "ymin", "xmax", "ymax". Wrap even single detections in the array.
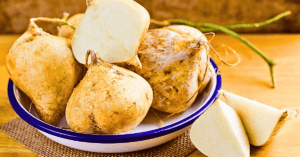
[
  {"xmin": 222, "ymin": 90, "xmax": 298, "ymax": 146},
  {"xmin": 72, "ymin": 0, "xmax": 150, "ymax": 66},
  {"xmin": 190, "ymin": 100, "xmax": 250, "ymax": 157}
]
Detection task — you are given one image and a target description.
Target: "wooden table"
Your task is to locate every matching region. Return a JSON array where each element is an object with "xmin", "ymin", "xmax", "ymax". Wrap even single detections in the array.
[{"xmin": 1, "ymin": 34, "xmax": 300, "ymax": 157}]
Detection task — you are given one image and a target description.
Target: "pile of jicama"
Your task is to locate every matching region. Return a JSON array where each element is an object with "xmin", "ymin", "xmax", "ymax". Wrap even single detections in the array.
[
  {"xmin": 6, "ymin": 0, "xmax": 212, "ymax": 134},
  {"xmin": 5, "ymin": 0, "xmax": 296, "ymax": 156}
]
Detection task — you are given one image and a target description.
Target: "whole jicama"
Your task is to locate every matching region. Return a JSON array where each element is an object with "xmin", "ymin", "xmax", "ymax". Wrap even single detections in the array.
[
  {"xmin": 126, "ymin": 25, "xmax": 213, "ymax": 113},
  {"xmin": 6, "ymin": 22, "xmax": 84, "ymax": 125},
  {"xmin": 66, "ymin": 50, "xmax": 153, "ymax": 134}
]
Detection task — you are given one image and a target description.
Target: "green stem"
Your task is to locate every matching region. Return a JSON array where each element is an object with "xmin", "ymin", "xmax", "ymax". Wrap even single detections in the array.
[
  {"xmin": 61, "ymin": 12, "xmax": 70, "ymax": 21},
  {"xmin": 30, "ymin": 17, "xmax": 76, "ymax": 30},
  {"xmin": 60, "ymin": 22, "xmax": 76, "ymax": 30},
  {"xmin": 200, "ymin": 11, "xmax": 291, "ymax": 32},
  {"xmin": 60, "ymin": 13, "xmax": 76, "ymax": 30}
]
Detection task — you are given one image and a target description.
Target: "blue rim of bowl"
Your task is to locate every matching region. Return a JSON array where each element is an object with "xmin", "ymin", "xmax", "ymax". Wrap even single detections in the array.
[{"xmin": 7, "ymin": 58, "xmax": 221, "ymax": 143}]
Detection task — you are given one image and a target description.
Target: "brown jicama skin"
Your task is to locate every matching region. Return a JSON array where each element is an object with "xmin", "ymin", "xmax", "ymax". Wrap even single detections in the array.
[
  {"xmin": 6, "ymin": 25, "xmax": 84, "ymax": 125},
  {"xmin": 58, "ymin": 13, "xmax": 84, "ymax": 40},
  {"xmin": 66, "ymin": 51, "xmax": 153, "ymax": 134},
  {"xmin": 126, "ymin": 25, "xmax": 213, "ymax": 113}
]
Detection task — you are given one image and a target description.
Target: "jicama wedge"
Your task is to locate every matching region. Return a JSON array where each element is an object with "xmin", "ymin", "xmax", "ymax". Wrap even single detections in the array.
[
  {"xmin": 222, "ymin": 91, "xmax": 298, "ymax": 146},
  {"xmin": 72, "ymin": 0, "xmax": 150, "ymax": 66},
  {"xmin": 190, "ymin": 100, "xmax": 250, "ymax": 157}
]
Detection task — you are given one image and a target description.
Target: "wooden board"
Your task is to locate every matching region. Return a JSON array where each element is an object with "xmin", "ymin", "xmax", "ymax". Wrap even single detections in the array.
[{"xmin": 1, "ymin": 34, "xmax": 300, "ymax": 157}]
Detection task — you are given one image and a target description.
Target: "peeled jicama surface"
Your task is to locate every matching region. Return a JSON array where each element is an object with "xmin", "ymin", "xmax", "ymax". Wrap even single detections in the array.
[
  {"xmin": 222, "ymin": 91, "xmax": 297, "ymax": 146},
  {"xmin": 190, "ymin": 100, "xmax": 250, "ymax": 157},
  {"xmin": 72, "ymin": 0, "xmax": 150, "ymax": 66}
]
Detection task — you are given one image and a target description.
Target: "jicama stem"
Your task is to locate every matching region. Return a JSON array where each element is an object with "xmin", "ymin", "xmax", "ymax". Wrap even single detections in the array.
[
  {"xmin": 61, "ymin": 12, "xmax": 70, "ymax": 21},
  {"xmin": 150, "ymin": 11, "xmax": 291, "ymax": 32},
  {"xmin": 200, "ymin": 11, "xmax": 291, "ymax": 32},
  {"xmin": 150, "ymin": 11, "xmax": 291, "ymax": 88},
  {"xmin": 30, "ymin": 17, "xmax": 76, "ymax": 31}
]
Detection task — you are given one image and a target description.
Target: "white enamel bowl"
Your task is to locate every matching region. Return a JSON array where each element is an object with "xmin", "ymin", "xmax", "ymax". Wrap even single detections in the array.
[{"xmin": 7, "ymin": 59, "xmax": 222, "ymax": 153}]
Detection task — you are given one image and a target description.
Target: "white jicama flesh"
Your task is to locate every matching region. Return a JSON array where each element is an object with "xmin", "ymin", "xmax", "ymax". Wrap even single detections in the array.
[
  {"xmin": 72, "ymin": 0, "xmax": 150, "ymax": 66},
  {"xmin": 190, "ymin": 100, "xmax": 250, "ymax": 157},
  {"xmin": 222, "ymin": 91, "xmax": 297, "ymax": 146}
]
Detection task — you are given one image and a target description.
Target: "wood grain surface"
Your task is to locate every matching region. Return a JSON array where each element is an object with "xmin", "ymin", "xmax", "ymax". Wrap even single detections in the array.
[
  {"xmin": 0, "ymin": 34, "xmax": 300, "ymax": 157},
  {"xmin": 1, "ymin": 0, "xmax": 300, "ymax": 34}
]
